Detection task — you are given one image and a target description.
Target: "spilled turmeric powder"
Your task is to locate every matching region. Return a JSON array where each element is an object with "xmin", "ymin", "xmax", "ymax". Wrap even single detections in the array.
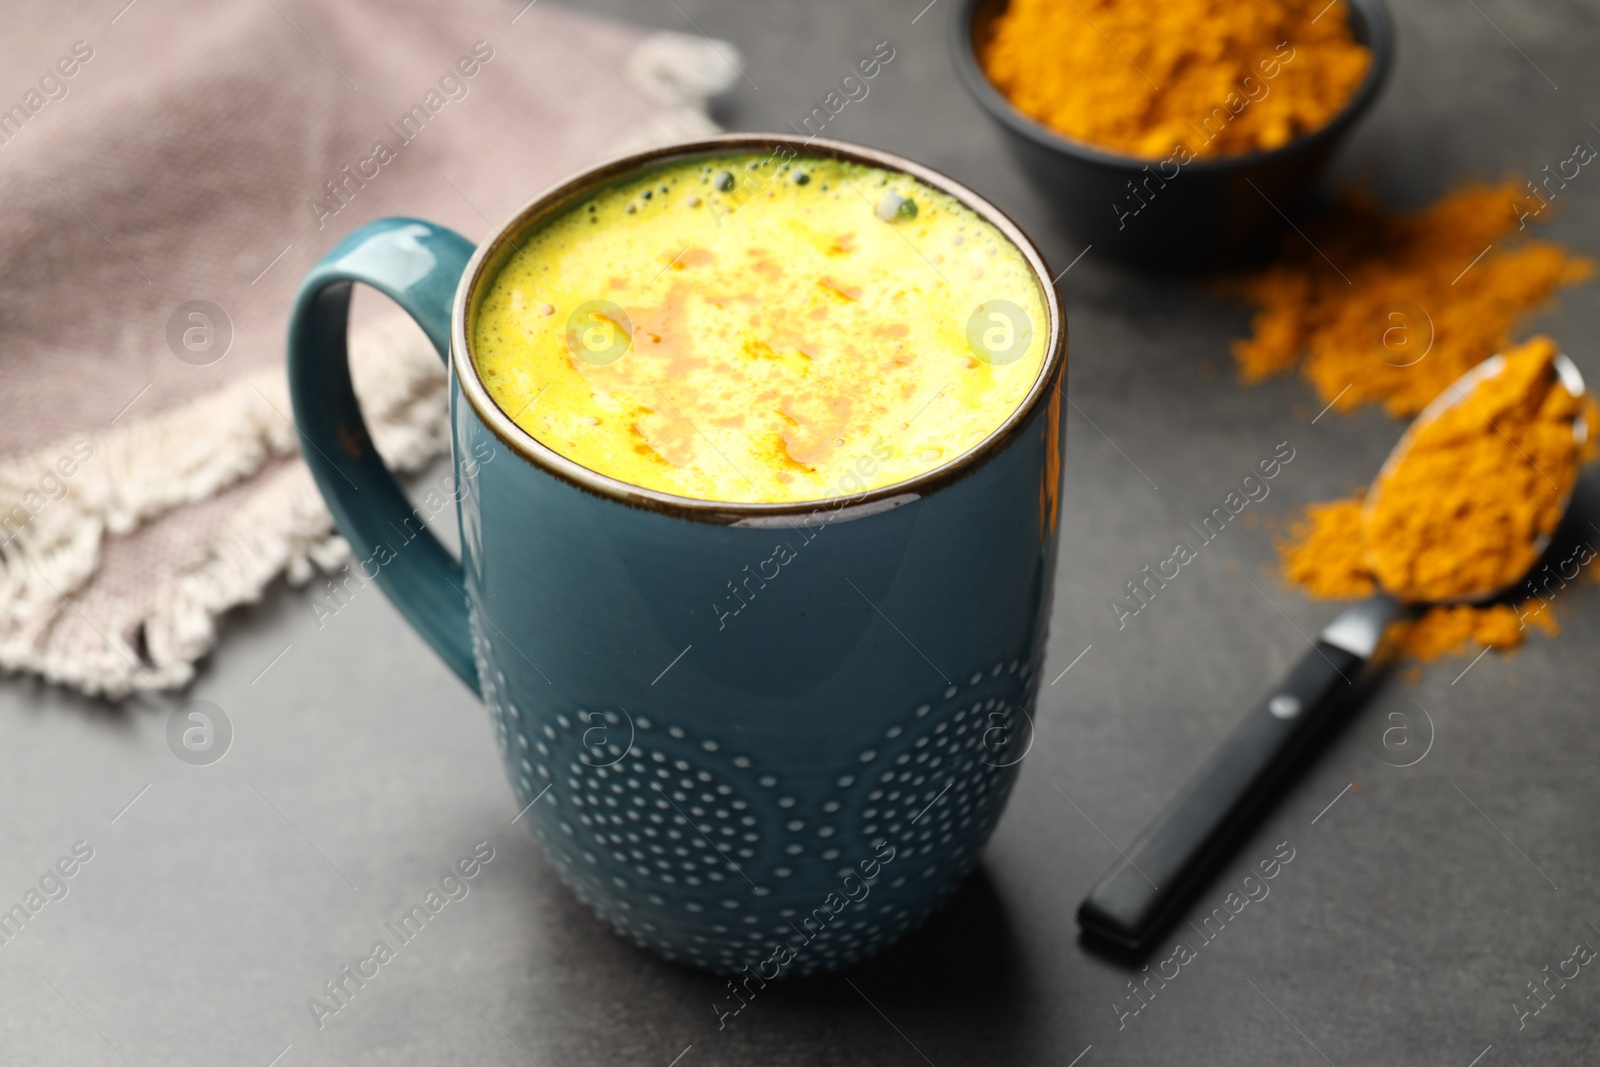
[
  {"xmin": 1276, "ymin": 336, "xmax": 1593, "ymax": 661},
  {"xmin": 1279, "ymin": 497, "xmax": 1372, "ymax": 598},
  {"xmin": 979, "ymin": 0, "xmax": 1371, "ymax": 160},
  {"xmin": 1386, "ymin": 602, "xmax": 1557, "ymax": 662},
  {"xmin": 1228, "ymin": 183, "xmax": 1593, "ymax": 416}
]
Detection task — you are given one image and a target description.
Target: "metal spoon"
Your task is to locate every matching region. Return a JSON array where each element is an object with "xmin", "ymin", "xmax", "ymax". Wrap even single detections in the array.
[{"xmin": 1077, "ymin": 352, "xmax": 1588, "ymax": 954}]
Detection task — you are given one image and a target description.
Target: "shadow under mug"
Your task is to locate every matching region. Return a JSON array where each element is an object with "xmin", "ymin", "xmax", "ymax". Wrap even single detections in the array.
[{"xmin": 287, "ymin": 133, "xmax": 1067, "ymax": 976}]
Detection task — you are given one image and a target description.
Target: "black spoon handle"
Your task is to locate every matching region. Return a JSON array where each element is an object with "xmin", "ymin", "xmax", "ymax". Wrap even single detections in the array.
[{"xmin": 1076, "ymin": 596, "xmax": 1396, "ymax": 953}]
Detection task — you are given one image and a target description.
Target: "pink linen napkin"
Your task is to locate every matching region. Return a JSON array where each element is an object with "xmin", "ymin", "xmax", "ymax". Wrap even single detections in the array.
[{"xmin": 0, "ymin": 0, "xmax": 738, "ymax": 696}]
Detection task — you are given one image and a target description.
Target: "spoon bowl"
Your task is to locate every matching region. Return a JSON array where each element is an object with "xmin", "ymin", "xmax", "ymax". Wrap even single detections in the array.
[{"xmin": 1360, "ymin": 351, "xmax": 1589, "ymax": 605}]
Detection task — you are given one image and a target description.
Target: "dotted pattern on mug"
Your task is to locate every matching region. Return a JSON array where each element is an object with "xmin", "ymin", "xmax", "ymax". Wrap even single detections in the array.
[{"xmin": 475, "ymin": 622, "xmax": 1038, "ymax": 976}]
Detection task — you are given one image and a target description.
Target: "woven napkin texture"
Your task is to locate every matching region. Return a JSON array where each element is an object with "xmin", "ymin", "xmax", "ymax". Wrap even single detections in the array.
[{"xmin": 0, "ymin": 0, "xmax": 737, "ymax": 696}]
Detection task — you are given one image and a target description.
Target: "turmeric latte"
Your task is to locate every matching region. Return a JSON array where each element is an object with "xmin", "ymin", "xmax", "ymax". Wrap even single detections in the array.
[
  {"xmin": 471, "ymin": 152, "xmax": 1048, "ymax": 504},
  {"xmin": 979, "ymin": 0, "xmax": 1371, "ymax": 159},
  {"xmin": 1363, "ymin": 336, "xmax": 1585, "ymax": 601}
]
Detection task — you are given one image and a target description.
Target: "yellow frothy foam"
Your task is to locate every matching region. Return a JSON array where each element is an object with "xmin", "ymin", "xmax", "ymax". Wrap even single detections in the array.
[{"xmin": 471, "ymin": 150, "xmax": 1048, "ymax": 504}]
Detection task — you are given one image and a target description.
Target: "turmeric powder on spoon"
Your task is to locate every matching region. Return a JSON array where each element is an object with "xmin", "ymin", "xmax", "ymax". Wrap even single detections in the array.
[
  {"xmin": 1278, "ymin": 336, "xmax": 1594, "ymax": 660},
  {"xmin": 1364, "ymin": 336, "xmax": 1587, "ymax": 601}
]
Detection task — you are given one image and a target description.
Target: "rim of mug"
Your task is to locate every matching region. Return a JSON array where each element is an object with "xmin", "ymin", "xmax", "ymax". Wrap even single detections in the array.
[{"xmin": 449, "ymin": 132, "xmax": 1067, "ymax": 525}]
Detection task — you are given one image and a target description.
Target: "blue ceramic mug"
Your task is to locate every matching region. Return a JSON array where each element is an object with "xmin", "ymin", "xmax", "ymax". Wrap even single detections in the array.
[{"xmin": 287, "ymin": 133, "xmax": 1066, "ymax": 976}]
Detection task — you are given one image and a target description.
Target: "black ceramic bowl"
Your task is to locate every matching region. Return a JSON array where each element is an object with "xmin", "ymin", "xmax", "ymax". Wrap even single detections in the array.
[{"xmin": 953, "ymin": 0, "xmax": 1394, "ymax": 267}]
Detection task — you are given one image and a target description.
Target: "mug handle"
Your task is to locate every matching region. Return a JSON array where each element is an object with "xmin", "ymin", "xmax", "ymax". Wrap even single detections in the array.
[{"xmin": 287, "ymin": 217, "xmax": 480, "ymax": 694}]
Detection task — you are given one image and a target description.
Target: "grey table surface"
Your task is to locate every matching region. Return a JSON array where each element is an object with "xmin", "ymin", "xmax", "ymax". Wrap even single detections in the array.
[{"xmin": 5, "ymin": 0, "xmax": 1600, "ymax": 1064}]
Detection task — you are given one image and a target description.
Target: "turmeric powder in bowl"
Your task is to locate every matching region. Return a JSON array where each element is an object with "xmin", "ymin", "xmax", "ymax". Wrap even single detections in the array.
[
  {"xmin": 1363, "ymin": 336, "xmax": 1589, "ymax": 602},
  {"xmin": 979, "ymin": 0, "xmax": 1373, "ymax": 160}
]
